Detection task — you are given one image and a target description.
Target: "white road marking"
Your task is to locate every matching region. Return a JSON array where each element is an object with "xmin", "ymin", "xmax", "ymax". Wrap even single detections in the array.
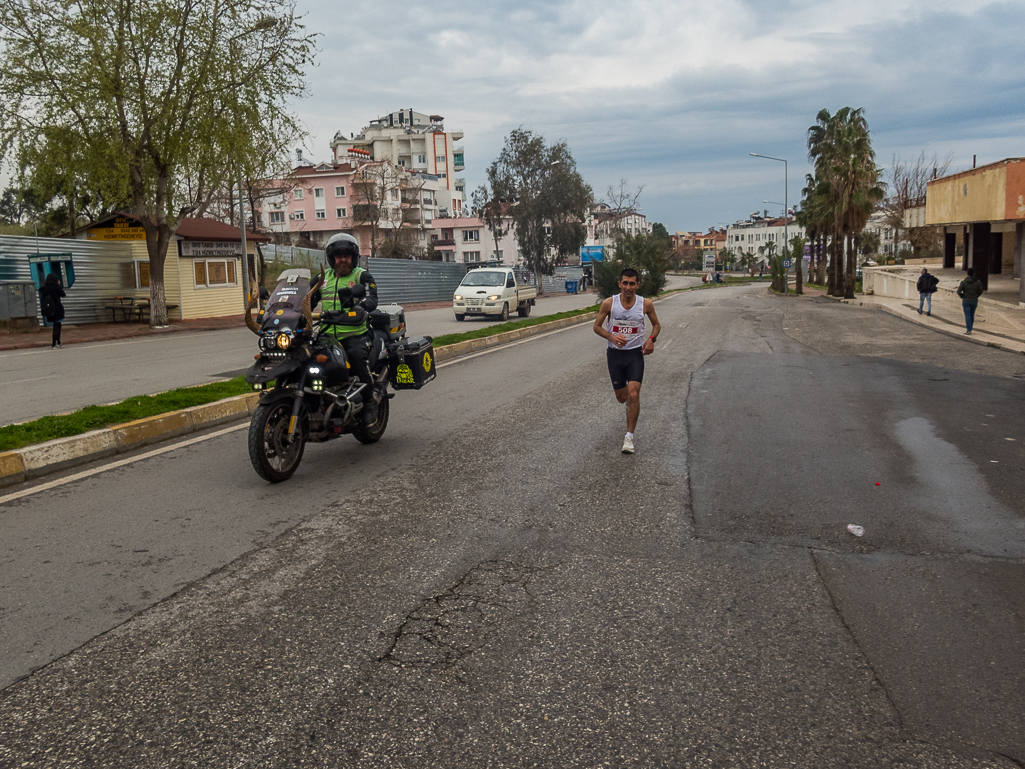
[
  {"xmin": 2, "ymin": 374, "xmax": 59, "ymax": 385},
  {"xmin": 0, "ymin": 423, "xmax": 248, "ymax": 506},
  {"xmin": 437, "ymin": 322, "xmax": 592, "ymax": 368}
]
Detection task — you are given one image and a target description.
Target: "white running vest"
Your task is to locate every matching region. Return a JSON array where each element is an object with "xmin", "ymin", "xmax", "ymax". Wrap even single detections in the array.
[{"xmin": 607, "ymin": 293, "xmax": 645, "ymax": 350}]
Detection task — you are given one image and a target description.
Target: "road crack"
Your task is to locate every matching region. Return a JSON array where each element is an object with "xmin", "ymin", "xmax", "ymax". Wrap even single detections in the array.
[{"xmin": 379, "ymin": 559, "xmax": 539, "ymax": 668}]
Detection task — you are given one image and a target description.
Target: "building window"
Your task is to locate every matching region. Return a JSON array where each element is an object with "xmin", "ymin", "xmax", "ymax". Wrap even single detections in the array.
[
  {"xmin": 193, "ymin": 259, "xmax": 237, "ymax": 288},
  {"xmin": 336, "ymin": 207, "xmax": 347, "ymax": 218},
  {"xmin": 455, "ymin": 185, "xmax": 464, "ymax": 193},
  {"xmin": 463, "ymin": 230, "xmax": 480, "ymax": 242},
  {"xmin": 423, "ymin": 195, "xmax": 433, "ymax": 204},
  {"xmin": 293, "ymin": 189, "xmax": 304, "ymax": 200},
  {"xmin": 122, "ymin": 260, "xmax": 150, "ymax": 289},
  {"xmin": 436, "ymin": 155, "xmax": 446, "ymax": 164},
  {"xmin": 390, "ymin": 189, "xmax": 399, "ymax": 200},
  {"xmin": 293, "ymin": 210, "xmax": 305, "ymax": 220},
  {"xmin": 316, "ymin": 211, "xmax": 326, "ymax": 219},
  {"xmin": 314, "ymin": 188, "xmax": 324, "ymax": 198},
  {"xmin": 335, "ymin": 186, "xmax": 346, "ymax": 197},
  {"xmin": 269, "ymin": 211, "xmax": 285, "ymax": 224},
  {"xmin": 465, "ymin": 251, "xmax": 481, "ymax": 262},
  {"xmin": 416, "ymin": 154, "xmax": 426, "ymax": 164}
]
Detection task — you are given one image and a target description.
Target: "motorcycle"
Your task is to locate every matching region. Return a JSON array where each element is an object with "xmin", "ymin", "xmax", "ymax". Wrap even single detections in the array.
[{"xmin": 243, "ymin": 268, "xmax": 435, "ymax": 482}]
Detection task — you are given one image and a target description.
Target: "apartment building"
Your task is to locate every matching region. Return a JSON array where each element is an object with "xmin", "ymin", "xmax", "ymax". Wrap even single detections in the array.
[
  {"xmin": 429, "ymin": 216, "xmax": 519, "ymax": 264},
  {"xmin": 330, "ymin": 109, "xmax": 466, "ymax": 218},
  {"xmin": 255, "ymin": 159, "xmax": 442, "ymax": 257},
  {"xmin": 586, "ymin": 203, "xmax": 653, "ymax": 251},
  {"xmin": 726, "ymin": 212, "xmax": 805, "ymax": 261}
]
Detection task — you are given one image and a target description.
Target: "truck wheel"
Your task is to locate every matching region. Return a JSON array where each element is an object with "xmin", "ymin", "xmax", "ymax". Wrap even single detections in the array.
[
  {"xmin": 499, "ymin": 303, "xmax": 509, "ymax": 321},
  {"xmin": 455, "ymin": 314, "xmax": 465, "ymax": 321},
  {"xmin": 517, "ymin": 302, "xmax": 530, "ymax": 317}
]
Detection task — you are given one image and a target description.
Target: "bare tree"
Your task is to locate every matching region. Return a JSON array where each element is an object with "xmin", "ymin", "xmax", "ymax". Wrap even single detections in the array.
[
  {"xmin": 881, "ymin": 151, "xmax": 953, "ymax": 257},
  {"xmin": 351, "ymin": 161, "xmax": 405, "ymax": 258}
]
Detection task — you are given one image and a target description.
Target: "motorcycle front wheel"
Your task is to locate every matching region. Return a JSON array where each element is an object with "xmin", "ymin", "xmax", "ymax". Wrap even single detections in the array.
[{"xmin": 249, "ymin": 400, "xmax": 307, "ymax": 482}]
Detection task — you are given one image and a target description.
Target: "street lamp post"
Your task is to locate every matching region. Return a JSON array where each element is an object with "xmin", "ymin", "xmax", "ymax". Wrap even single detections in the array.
[{"xmin": 750, "ymin": 153, "xmax": 788, "ymax": 293}]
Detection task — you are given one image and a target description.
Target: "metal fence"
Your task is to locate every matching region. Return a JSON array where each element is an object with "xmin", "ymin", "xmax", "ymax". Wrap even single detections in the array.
[
  {"xmin": 260, "ymin": 244, "xmax": 323, "ymax": 268},
  {"xmin": 0, "ymin": 235, "xmax": 133, "ymax": 325},
  {"xmin": 367, "ymin": 258, "xmax": 467, "ymax": 304}
]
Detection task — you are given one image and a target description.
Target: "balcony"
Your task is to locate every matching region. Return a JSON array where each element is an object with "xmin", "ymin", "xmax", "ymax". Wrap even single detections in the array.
[
  {"xmin": 433, "ymin": 238, "xmax": 455, "ymax": 247},
  {"xmin": 453, "ymin": 148, "xmax": 465, "ymax": 171}
]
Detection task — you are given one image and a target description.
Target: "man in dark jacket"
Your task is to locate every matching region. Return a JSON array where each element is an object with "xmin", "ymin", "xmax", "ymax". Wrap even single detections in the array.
[
  {"xmin": 956, "ymin": 268, "xmax": 984, "ymax": 334},
  {"xmin": 916, "ymin": 267, "xmax": 939, "ymax": 316}
]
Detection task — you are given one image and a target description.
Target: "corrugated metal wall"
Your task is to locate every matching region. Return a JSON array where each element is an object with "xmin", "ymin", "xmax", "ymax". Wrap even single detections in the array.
[
  {"xmin": 541, "ymin": 266, "xmax": 584, "ymax": 294},
  {"xmin": 367, "ymin": 259, "xmax": 466, "ymax": 304},
  {"xmin": 0, "ymin": 235, "xmax": 134, "ymax": 325}
]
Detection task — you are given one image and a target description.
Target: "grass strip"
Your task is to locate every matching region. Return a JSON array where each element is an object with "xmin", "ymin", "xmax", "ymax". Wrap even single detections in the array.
[
  {"xmin": 0, "ymin": 376, "xmax": 253, "ymax": 452},
  {"xmin": 432, "ymin": 305, "xmax": 601, "ymax": 347}
]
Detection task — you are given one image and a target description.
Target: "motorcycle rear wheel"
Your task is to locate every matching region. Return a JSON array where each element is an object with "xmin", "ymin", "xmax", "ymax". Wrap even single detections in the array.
[
  {"xmin": 353, "ymin": 395, "xmax": 390, "ymax": 444},
  {"xmin": 249, "ymin": 400, "xmax": 307, "ymax": 482}
]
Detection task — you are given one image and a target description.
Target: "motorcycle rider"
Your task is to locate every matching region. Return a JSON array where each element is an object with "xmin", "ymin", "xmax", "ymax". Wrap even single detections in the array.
[{"xmin": 314, "ymin": 233, "xmax": 380, "ymax": 425}]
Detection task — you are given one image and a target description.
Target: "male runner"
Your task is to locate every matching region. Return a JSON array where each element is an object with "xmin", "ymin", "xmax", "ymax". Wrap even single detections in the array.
[{"xmin": 593, "ymin": 268, "xmax": 661, "ymax": 454}]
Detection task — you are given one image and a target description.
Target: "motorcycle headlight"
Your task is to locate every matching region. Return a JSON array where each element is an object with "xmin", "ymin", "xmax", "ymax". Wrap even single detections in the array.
[{"xmin": 276, "ymin": 333, "xmax": 291, "ymax": 350}]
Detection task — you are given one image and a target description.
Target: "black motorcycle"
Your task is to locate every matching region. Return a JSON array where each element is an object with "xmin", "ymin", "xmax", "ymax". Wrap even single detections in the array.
[{"xmin": 243, "ymin": 268, "xmax": 435, "ymax": 482}]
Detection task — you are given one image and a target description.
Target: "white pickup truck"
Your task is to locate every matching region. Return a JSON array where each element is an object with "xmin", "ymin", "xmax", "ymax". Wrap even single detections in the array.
[{"xmin": 453, "ymin": 267, "xmax": 537, "ymax": 321}]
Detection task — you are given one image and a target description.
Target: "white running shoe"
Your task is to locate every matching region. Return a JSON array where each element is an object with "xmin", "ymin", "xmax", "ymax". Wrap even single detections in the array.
[{"xmin": 622, "ymin": 435, "xmax": 635, "ymax": 454}]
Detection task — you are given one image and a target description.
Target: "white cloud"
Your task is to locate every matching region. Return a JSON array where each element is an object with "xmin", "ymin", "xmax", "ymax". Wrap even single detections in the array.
[{"xmin": 290, "ymin": 0, "xmax": 1024, "ymax": 230}]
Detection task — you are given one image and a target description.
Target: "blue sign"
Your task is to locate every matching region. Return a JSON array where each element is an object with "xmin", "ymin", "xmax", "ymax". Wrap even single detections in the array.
[
  {"xmin": 580, "ymin": 245, "xmax": 605, "ymax": 263},
  {"xmin": 782, "ymin": 259, "xmax": 793, "ymax": 268}
]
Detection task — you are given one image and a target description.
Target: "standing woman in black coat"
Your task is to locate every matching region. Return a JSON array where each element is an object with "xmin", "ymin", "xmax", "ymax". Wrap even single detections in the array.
[{"xmin": 40, "ymin": 272, "xmax": 67, "ymax": 349}]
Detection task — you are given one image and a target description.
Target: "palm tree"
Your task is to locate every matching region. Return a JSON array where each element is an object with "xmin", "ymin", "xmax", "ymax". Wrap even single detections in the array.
[{"xmin": 807, "ymin": 107, "xmax": 883, "ymax": 298}]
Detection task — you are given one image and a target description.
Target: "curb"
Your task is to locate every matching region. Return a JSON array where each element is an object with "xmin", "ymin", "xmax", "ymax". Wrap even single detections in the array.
[
  {"xmin": 0, "ymin": 311, "xmax": 605, "ymax": 490},
  {"xmin": 434, "ymin": 310, "xmax": 599, "ymax": 363},
  {"xmin": 0, "ymin": 394, "xmax": 261, "ymax": 490}
]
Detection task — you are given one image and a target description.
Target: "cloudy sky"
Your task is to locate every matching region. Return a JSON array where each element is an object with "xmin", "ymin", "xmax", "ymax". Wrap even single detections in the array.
[{"xmin": 289, "ymin": 0, "xmax": 1024, "ymax": 232}]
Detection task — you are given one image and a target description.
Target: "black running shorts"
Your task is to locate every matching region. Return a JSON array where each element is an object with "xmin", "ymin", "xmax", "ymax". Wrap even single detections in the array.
[{"xmin": 606, "ymin": 347, "xmax": 644, "ymax": 391}]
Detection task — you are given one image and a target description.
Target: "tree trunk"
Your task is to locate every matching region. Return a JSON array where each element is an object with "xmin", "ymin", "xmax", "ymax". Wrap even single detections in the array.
[
  {"xmin": 795, "ymin": 249, "xmax": 804, "ymax": 295},
  {"xmin": 827, "ymin": 233, "xmax": 838, "ymax": 296},
  {"xmin": 143, "ymin": 223, "xmax": 172, "ymax": 327},
  {"xmin": 844, "ymin": 233, "xmax": 856, "ymax": 299}
]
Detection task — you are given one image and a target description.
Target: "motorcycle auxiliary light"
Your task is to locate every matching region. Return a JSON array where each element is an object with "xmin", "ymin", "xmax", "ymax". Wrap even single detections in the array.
[
  {"xmin": 311, "ymin": 379, "xmax": 324, "ymax": 392},
  {"xmin": 276, "ymin": 332, "xmax": 292, "ymax": 350}
]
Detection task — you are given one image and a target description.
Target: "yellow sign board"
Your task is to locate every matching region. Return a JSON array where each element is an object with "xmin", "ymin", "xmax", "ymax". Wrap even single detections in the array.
[{"xmin": 86, "ymin": 216, "xmax": 147, "ymax": 241}]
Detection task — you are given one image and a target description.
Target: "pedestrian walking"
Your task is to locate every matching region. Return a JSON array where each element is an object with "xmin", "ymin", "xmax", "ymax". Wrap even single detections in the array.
[
  {"xmin": 39, "ymin": 272, "xmax": 66, "ymax": 349},
  {"xmin": 956, "ymin": 267, "xmax": 984, "ymax": 335},
  {"xmin": 592, "ymin": 268, "xmax": 661, "ymax": 454},
  {"xmin": 917, "ymin": 267, "xmax": 939, "ymax": 316}
]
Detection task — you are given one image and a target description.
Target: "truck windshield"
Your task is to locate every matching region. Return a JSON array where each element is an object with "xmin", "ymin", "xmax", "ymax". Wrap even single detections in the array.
[{"xmin": 460, "ymin": 272, "xmax": 505, "ymax": 287}]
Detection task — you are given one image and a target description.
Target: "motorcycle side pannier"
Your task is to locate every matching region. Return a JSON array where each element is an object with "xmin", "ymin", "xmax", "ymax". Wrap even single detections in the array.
[
  {"xmin": 389, "ymin": 336, "xmax": 436, "ymax": 390},
  {"xmin": 370, "ymin": 304, "xmax": 406, "ymax": 341}
]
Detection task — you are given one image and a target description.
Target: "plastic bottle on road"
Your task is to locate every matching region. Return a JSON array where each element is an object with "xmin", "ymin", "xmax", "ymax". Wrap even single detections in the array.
[{"xmin": 847, "ymin": 524, "xmax": 865, "ymax": 537}]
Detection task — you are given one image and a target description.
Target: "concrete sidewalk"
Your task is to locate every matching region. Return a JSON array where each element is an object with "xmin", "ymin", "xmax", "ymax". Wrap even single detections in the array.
[{"xmin": 829, "ymin": 292, "xmax": 1025, "ymax": 355}]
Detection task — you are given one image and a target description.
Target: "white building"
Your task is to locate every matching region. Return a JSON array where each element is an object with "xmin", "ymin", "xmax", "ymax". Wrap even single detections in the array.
[
  {"xmin": 585, "ymin": 203, "xmax": 653, "ymax": 253},
  {"xmin": 330, "ymin": 109, "xmax": 466, "ymax": 219},
  {"xmin": 726, "ymin": 211, "xmax": 805, "ymax": 262},
  {"xmin": 863, "ymin": 209, "xmax": 910, "ymax": 256}
]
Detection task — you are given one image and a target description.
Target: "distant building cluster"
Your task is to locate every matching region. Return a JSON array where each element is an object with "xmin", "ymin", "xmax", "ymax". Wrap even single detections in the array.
[{"xmin": 253, "ymin": 108, "xmax": 661, "ymax": 267}]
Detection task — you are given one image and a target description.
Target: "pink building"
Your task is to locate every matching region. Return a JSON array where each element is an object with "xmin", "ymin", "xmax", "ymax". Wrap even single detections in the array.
[{"xmin": 430, "ymin": 216, "xmax": 519, "ymax": 264}]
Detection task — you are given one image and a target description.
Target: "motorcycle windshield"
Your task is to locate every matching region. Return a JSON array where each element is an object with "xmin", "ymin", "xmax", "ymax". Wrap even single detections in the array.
[{"xmin": 262, "ymin": 276, "xmax": 311, "ymax": 333}]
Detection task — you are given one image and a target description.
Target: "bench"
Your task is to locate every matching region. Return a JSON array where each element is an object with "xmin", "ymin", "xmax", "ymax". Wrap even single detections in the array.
[
  {"xmin": 104, "ymin": 297, "xmax": 145, "ymax": 323},
  {"xmin": 104, "ymin": 298, "xmax": 179, "ymax": 323}
]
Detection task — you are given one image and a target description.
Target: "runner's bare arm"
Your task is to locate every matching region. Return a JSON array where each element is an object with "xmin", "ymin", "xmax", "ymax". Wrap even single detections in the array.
[
  {"xmin": 641, "ymin": 299, "xmax": 661, "ymax": 355},
  {"xmin": 593, "ymin": 297, "xmax": 626, "ymax": 347}
]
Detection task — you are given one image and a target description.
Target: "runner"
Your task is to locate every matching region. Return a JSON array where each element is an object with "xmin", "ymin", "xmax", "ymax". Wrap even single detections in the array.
[{"xmin": 592, "ymin": 268, "xmax": 661, "ymax": 454}]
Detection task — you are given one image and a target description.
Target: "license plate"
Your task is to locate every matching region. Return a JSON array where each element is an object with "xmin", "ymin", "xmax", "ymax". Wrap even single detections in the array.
[{"xmin": 466, "ymin": 308, "xmax": 482, "ymax": 313}]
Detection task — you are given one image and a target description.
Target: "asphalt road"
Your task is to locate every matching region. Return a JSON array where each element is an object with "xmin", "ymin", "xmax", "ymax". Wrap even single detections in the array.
[
  {"xmin": 1, "ymin": 284, "xmax": 1023, "ymax": 767},
  {"xmin": 0, "ymin": 276, "xmax": 698, "ymax": 427}
]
